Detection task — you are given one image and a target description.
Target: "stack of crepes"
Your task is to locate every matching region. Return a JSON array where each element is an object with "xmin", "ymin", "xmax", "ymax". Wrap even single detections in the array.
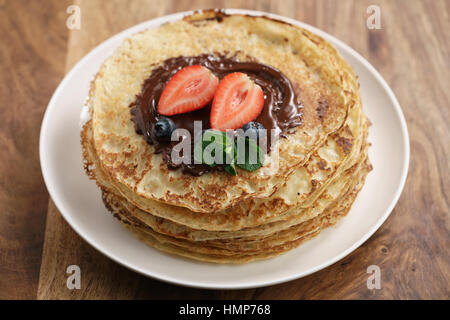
[{"xmin": 81, "ymin": 11, "xmax": 372, "ymax": 263}]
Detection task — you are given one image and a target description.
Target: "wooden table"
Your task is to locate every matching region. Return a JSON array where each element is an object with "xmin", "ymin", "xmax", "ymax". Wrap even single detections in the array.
[{"xmin": 0, "ymin": 0, "xmax": 448, "ymax": 299}]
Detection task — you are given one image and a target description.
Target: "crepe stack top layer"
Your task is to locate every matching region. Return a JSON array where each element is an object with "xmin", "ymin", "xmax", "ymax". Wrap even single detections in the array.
[{"xmin": 81, "ymin": 10, "xmax": 372, "ymax": 263}]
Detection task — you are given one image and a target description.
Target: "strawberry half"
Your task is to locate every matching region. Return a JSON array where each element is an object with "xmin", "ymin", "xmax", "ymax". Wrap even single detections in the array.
[
  {"xmin": 157, "ymin": 65, "xmax": 219, "ymax": 116},
  {"xmin": 210, "ymin": 72, "xmax": 264, "ymax": 131}
]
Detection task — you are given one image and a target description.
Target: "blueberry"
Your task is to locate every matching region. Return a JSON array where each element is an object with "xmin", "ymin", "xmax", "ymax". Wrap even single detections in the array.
[
  {"xmin": 242, "ymin": 121, "xmax": 266, "ymax": 140},
  {"xmin": 153, "ymin": 117, "xmax": 176, "ymax": 142}
]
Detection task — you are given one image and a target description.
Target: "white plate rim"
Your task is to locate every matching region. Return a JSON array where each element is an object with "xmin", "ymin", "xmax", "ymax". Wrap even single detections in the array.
[{"xmin": 39, "ymin": 9, "xmax": 410, "ymax": 289}]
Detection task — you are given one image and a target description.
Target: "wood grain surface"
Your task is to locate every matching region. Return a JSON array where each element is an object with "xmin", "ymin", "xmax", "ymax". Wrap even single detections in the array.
[{"xmin": 0, "ymin": 0, "xmax": 448, "ymax": 299}]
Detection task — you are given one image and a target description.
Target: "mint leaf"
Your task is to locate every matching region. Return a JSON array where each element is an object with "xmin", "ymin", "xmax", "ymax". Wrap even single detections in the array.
[
  {"xmin": 193, "ymin": 131, "xmax": 264, "ymax": 175},
  {"xmin": 193, "ymin": 130, "xmax": 235, "ymax": 168},
  {"xmin": 235, "ymin": 137, "xmax": 264, "ymax": 172},
  {"xmin": 224, "ymin": 162, "xmax": 237, "ymax": 176}
]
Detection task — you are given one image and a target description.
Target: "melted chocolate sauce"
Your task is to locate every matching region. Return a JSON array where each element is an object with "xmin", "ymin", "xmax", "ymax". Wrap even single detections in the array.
[{"xmin": 130, "ymin": 53, "xmax": 303, "ymax": 176}]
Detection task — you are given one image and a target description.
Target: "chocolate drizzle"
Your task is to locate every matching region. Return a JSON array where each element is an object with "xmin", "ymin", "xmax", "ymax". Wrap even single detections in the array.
[{"xmin": 130, "ymin": 53, "xmax": 303, "ymax": 176}]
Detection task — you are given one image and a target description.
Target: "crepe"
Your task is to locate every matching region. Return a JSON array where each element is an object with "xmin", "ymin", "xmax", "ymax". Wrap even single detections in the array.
[
  {"xmin": 102, "ymin": 156, "xmax": 371, "ymax": 263},
  {"xmin": 81, "ymin": 109, "xmax": 371, "ymax": 262},
  {"xmin": 81, "ymin": 10, "xmax": 372, "ymax": 264},
  {"xmin": 82, "ymin": 115, "xmax": 369, "ymax": 240},
  {"xmin": 90, "ymin": 11, "xmax": 360, "ymax": 213},
  {"xmin": 83, "ymin": 98, "xmax": 365, "ymax": 231}
]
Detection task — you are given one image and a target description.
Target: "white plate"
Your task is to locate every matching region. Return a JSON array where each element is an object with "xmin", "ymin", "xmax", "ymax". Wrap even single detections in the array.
[{"xmin": 39, "ymin": 9, "xmax": 409, "ymax": 289}]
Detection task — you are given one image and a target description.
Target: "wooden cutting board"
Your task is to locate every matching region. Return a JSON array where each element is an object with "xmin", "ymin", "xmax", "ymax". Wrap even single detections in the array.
[{"xmin": 6, "ymin": 0, "xmax": 446, "ymax": 299}]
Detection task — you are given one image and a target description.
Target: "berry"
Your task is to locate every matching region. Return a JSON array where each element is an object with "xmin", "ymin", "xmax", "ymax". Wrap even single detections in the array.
[
  {"xmin": 153, "ymin": 117, "xmax": 176, "ymax": 142},
  {"xmin": 157, "ymin": 65, "xmax": 219, "ymax": 116},
  {"xmin": 242, "ymin": 121, "xmax": 266, "ymax": 140},
  {"xmin": 210, "ymin": 72, "xmax": 264, "ymax": 131}
]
